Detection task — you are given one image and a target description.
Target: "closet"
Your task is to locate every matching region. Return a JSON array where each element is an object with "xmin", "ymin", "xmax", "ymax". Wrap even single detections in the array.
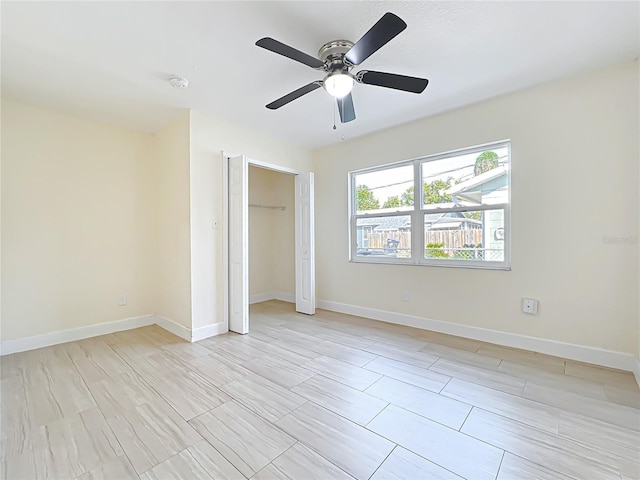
[{"xmin": 248, "ymin": 165, "xmax": 296, "ymax": 304}]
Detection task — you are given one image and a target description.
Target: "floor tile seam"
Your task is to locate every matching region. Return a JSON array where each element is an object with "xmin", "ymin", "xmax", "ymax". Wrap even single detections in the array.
[
  {"xmin": 492, "ymin": 450, "xmax": 505, "ymax": 480},
  {"xmin": 521, "ymin": 382, "xmax": 640, "ymax": 421},
  {"xmin": 145, "ymin": 363, "xmax": 233, "ymax": 410},
  {"xmin": 103, "ymin": 400, "xmax": 192, "ymax": 478},
  {"xmin": 243, "ymin": 354, "xmax": 318, "ymax": 382},
  {"xmin": 102, "ymin": 343, "xmax": 211, "ymax": 437},
  {"xmin": 185, "ymin": 435, "xmax": 248, "ymax": 480},
  {"xmin": 301, "ymin": 358, "xmax": 383, "ymax": 391},
  {"xmin": 365, "ymin": 444, "xmax": 395, "ymax": 480},
  {"xmin": 440, "ymin": 379, "xmax": 640, "ymax": 447},
  {"xmin": 441, "ymin": 379, "xmax": 558, "ymax": 421},
  {"xmin": 250, "ymin": 441, "xmax": 298, "ymax": 478},
  {"xmin": 555, "ymin": 429, "xmax": 640, "ymax": 464},
  {"xmin": 372, "ymin": 402, "xmax": 510, "ymax": 456},
  {"xmin": 183, "ymin": 444, "xmax": 237, "ymax": 480},
  {"xmin": 362, "ymin": 407, "xmax": 485, "ymax": 480},
  {"xmin": 366, "ymin": 374, "xmax": 475, "ymax": 418},
  {"xmin": 556, "ymin": 416, "xmax": 640, "ymax": 450},
  {"xmin": 186, "ymin": 412, "xmax": 265, "ymax": 478},
  {"xmin": 256, "ymin": 441, "xmax": 356, "ymax": 480},
  {"xmin": 367, "ymin": 399, "xmax": 477, "ymax": 441},
  {"xmin": 281, "ymin": 401, "xmax": 395, "ymax": 451},
  {"xmin": 135, "ymin": 447, "xmax": 191, "ymax": 478},
  {"xmin": 212, "ymin": 384, "xmax": 311, "ymax": 427},
  {"xmin": 10, "ymin": 369, "xmax": 34, "ymax": 429},
  {"xmin": 292, "ymin": 384, "xmax": 390, "ymax": 427},
  {"xmin": 499, "ymin": 450, "xmax": 601, "ymax": 480},
  {"xmin": 362, "ymin": 364, "xmax": 452, "ymax": 392},
  {"xmin": 499, "ymin": 361, "xmax": 618, "ymax": 393},
  {"xmin": 308, "ymin": 371, "xmax": 378, "ymax": 393},
  {"xmin": 36, "ymin": 345, "xmax": 128, "ymax": 479},
  {"xmin": 4, "ymin": 371, "xmax": 38, "ymax": 478},
  {"xmin": 284, "ymin": 334, "xmax": 380, "ymax": 367},
  {"xmin": 428, "ymin": 357, "xmax": 529, "ymax": 388},
  {"xmin": 427, "ymin": 367, "xmax": 527, "ymax": 397},
  {"xmin": 220, "ymin": 376, "xmax": 307, "ymax": 414},
  {"xmin": 461, "ymin": 406, "xmax": 627, "ymax": 475}
]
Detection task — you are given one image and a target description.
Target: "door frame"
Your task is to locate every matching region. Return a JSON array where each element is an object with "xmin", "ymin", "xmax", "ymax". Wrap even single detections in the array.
[{"xmin": 222, "ymin": 153, "xmax": 315, "ymax": 333}]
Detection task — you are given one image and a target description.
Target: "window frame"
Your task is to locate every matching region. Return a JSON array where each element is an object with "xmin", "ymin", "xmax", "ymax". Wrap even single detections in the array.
[{"xmin": 349, "ymin": 140, "xmax": 511, "ymax": 270}]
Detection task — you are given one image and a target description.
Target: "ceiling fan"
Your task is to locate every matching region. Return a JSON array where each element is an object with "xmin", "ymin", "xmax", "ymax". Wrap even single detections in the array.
[{"xmin": 256, "ymin": 12, "xmax": 429, "ymax": 123}]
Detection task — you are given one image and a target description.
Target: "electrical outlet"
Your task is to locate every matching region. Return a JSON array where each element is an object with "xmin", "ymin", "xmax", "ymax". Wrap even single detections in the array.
[
  {"xmin": 522, "ymin": 298, "xmax": 538, "ymax": 315},
  {"xmin": 118, "ymin": 295, "xmax": 127, "ymax": 306},
  {"xmin": 402, "ymin": 291, "xmax": 410, "ymax": 302}
]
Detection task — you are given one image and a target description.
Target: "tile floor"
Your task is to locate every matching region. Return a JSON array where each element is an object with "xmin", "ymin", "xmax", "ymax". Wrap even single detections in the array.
[{"xmin": 1, "ymin": 300, "xmax": 639, "ymax": 479}]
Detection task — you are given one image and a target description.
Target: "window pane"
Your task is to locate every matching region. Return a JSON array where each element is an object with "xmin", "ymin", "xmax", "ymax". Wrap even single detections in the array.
[
  {"xmin": 424, "ymin": 209, "xmax": 505, "ymax": 262},
  {"xmin": 354, "ymin": 165, "xmax": 413, "ymax": 213},
  {"xmin": 356, "ymin": 216, "xmax": 411, "ymax": 258},
  {"xmin": 422, "ymin": 147, "xmax": 509, "ymax": 209}
]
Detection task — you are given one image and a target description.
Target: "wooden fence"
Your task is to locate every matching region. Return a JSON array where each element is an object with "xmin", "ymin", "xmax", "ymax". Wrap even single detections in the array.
[{"xmin": 367, "ymin": 229, "xmax": 483, "ymax": 249}]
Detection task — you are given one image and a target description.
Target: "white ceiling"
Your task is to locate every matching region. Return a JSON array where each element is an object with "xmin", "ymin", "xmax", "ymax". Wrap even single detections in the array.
[{"xmin": 2, "ymin": 1, "xmax": 638, "ymax": 149}]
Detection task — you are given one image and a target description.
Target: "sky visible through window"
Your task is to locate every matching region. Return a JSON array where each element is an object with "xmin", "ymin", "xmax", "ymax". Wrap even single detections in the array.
[{"xmin": 355, "ymin": 147, "xmax": 508, "ymax": 207}]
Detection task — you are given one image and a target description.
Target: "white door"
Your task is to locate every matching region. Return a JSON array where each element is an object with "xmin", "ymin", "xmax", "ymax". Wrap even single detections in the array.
[
  {"xmin": 295, "ymin": 172, "xmax": 316, "ymax": 315},
  {"xmin": 228, "ymin": 155, "xmax": 248, "ymax": 333}
]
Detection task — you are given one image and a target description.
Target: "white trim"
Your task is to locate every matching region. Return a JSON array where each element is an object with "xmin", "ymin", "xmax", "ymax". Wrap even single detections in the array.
[
  {"xmin": 153, "ymin": 315, "xmax": 192, "ymax": 342},
  {"xmin": 249, "ymin": 158, "xmax": 301, "ymax": 176},
  {"xmin": 0, "ymin": 313, "xmax": 232, "ymax": 356},
  {"xmin": 222, "ymin": 151, "xmax": 230, "ymax": 334},
  {"xmin": 0, "ymin": 315, "xmax": 155, "ymax": 356},
  {"xmin": 317, "ymin": 299, "xmax": 639, "ymax": 374},
  {"xmin": 632, "ymin": 356, "xmax": 640, "ymax": 388},
  {"xmin": 250, "ymin": 292, "xmax": 295, "ymax": 305},
  {"xmin": 192, "ymin": 322, "xmax": 228, "ymax": 342}
]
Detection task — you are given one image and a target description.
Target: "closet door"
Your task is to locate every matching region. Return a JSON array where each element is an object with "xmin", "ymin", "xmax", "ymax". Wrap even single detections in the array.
[
  {"xmin": 295, "ymin": 172, "xmax": 316, "ymax": 315},
  {"xmin": 228, "ymin": 155, "xmax": 249, "ymax": 333}
]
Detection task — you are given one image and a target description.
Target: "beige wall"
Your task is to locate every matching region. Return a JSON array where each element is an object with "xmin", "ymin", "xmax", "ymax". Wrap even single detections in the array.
[
  {"xmin": 249, "ymin": 166, "xmax": 295, "ymax": 297},
  {"xmin": 188, "ymin": 110, "xmax": 311, "ymax": 330},
  {"xmin": 154, "ymin": 112, "xmax": 192, "ymax": 328},
  {"xmin": 1, "ymin": 100, "xmax": 158, "ymax": 341},
  {"xmin": 312, "ymin": 62, "xmax": 639, "ymax": 355}
]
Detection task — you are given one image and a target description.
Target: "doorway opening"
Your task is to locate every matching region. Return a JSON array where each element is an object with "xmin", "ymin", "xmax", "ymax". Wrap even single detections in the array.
[
  {"xmin": 224, "ymin": 155, "xmax": 315, "ymax": 335},
  {"xmin": 248, "ymin": 165, "xmax": 295, "ymax": 305}
]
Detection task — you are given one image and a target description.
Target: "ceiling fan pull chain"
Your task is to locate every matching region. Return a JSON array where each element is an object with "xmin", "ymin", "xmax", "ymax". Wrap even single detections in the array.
[{"xmin": 333, "ymin": 102, "xmax": 337, "ymax": 130}]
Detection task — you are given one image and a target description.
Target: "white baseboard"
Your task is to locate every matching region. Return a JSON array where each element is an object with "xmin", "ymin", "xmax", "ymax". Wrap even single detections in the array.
[
  {"xmin": 153, "ymin": 315, "xmax": 192, "ymax": 342},
  {"xmin": 250, "ymin": 291, "xmax": 295, "ymax": 305},
  {"xmin": 1, "ymin": 314, "xmax": 228, "ymax": 356},
  {"xmin": 317, "ymin": 299, "xmax": 639, "ymax": 375},
  {"xmin": 633, "ymin": 356, "xmax": 640, "ymax": 388},
  {"xmin": 192, "ymin": 322, "xmax": 228, "ymax": 342},
  {"xmin": 0, "ymin": 315, "xmax": 155, "ymax": 356}
]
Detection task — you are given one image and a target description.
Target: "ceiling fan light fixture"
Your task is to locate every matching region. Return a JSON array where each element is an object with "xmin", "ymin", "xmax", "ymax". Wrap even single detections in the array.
[{"xmin": 323, "ymin": 72, "xmax": 354, "ymax": 98}]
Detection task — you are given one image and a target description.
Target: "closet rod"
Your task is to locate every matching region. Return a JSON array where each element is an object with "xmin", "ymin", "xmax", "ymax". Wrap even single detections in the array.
[{"xmin": 249, "ymin": 203, "xmax": 286, "ymax": 211}]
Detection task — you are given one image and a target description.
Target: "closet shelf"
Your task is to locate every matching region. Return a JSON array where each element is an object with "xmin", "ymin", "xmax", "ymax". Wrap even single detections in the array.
[{"xmin": 249, "ymin": 203, "xmax": 286, "ymax": 211}]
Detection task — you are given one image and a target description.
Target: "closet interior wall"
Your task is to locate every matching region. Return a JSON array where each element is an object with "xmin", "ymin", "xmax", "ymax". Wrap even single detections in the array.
[{"xmin": 248, "ymin": 166, "xmax": 296, "ymax": 302}]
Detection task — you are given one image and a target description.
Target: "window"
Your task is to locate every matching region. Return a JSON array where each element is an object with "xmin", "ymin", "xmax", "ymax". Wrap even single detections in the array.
[{"xmin": 349, "ymin": 141, "xmax": 510, "ymax": 269}]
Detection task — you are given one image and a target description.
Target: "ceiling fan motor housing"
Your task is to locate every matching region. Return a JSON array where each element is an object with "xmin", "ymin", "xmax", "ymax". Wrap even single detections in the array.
[{"xmin": 318, "ymin": 40, "xmax": 354, "ymax": 72}]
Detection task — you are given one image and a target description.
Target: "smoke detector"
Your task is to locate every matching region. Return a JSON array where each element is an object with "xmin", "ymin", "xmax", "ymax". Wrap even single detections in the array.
[{"xmin": 169, "ymin": 76, "xmax": 189, "ymax": 89}]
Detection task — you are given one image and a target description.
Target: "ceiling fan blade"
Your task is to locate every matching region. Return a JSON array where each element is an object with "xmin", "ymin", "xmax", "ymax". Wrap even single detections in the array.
[
  {"xmin": 345, "ymin": 12, "xmax": 407, "ymax": 66},
  {"xmin": 266, "ymin": 82, "xmax": 322, "ymax": 110},
  {"xmin": 337, "ymin": 93, "xmax": 356, "ymax": 123},
  {"xmin": 256, "ymin": 37, "xmax": 324, "ymax": 69},
  {"xmin": 356, "ymin": 70, "xmax": 428, "ymax": 93}
]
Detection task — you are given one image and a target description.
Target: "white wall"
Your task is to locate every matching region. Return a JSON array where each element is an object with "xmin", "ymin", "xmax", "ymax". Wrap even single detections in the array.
[
  {"xmin": 1, "ymin": 100, "xmax": 158, "ymax": 341},
  {"xmin": 312, "ymin": 62, "xmax": 639, "ymax": 355},
  {"xmin": 249, "ymin": 166, "xmax": 295, "ymax": 298},
  {"xmin": 154, "ymin": 112, "xmax": 192, "ymax": 329},
  {"xmin": 188, "ymin": 110, "xmax": 312, "ymax": 330}
]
